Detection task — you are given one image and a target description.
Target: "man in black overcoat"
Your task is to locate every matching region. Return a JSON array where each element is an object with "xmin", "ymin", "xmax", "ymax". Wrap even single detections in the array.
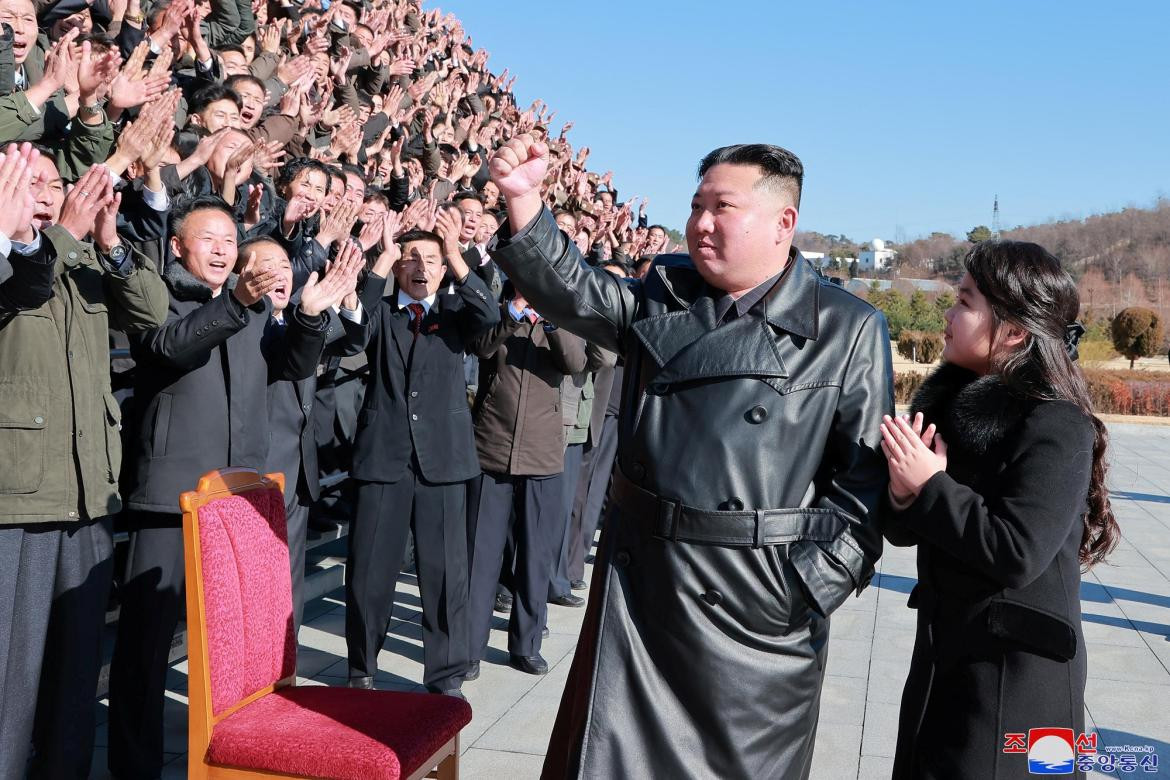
[{"xmin": 488, "ymin": 139, "xmax": 895, "ymax": 779}]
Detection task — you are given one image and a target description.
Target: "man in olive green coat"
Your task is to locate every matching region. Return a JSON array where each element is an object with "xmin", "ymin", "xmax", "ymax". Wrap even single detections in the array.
[{"xmin": 0, "ymin": 156, "xmax": 167, "ymax": 778}]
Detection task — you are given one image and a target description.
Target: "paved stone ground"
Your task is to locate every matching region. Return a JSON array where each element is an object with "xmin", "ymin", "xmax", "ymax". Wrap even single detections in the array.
[{"xmin": 88, "ymin": 422, "xmax": 1170, "ymax": 778}]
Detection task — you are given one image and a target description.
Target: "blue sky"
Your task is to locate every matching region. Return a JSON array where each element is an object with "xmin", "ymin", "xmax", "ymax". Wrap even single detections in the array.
[{"xmin": 433, "ymin": 1, "xmax": 1170, "ymax": 244}]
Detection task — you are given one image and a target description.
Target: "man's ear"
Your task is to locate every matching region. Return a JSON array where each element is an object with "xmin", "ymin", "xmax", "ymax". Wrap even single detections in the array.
[
  {"xmin": 169, "ymin": 234, "xmax": 183, "ymax": 260},
  {"xmin": 189, "ymin": 114, "xmax": 204, "ymax": 128},
  {"xmin": 777, "ymin": 204, "xmax": 798, "ymax": 244}
]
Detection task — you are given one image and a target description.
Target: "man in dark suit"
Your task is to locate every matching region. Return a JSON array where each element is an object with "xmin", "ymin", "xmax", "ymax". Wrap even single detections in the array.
[
  {"xmin": 259, "ymin": 237, "xmax": 373, "ymax": 635},
  {"xmin": 340, "ymin": 217, "xmax": 498, "ymax": 698}
]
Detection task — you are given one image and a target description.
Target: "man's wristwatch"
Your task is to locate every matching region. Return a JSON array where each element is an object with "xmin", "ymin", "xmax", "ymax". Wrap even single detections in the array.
[{"xmin": 101, "ymin": 241, "xmax": 129, "ymax": 266}]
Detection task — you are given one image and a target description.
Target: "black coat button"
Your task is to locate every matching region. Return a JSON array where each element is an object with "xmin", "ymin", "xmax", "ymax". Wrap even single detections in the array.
[
  {"xmin": 630, "ymin": 462, "xmax": 645, "ymax": 480},
  {"xmin": 703, "ymin": 589, "xmax": 723, "ymax": 606},
  {"xmin": 614, "ymin": 550, "xmax": 631, "ymax": 567},
  {"xmin": 726, "ymin": 497, "xmax": 744, "ymax": 511},
  {"xmin": 747, "ymin": 405, "xmax": 768, "ymax": 423}
]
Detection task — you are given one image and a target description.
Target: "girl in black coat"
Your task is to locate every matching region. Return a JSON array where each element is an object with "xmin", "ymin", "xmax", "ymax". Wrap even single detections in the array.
[{"xmin": 881, "ymin": 241, "xmax": 1119, "ymax": 779}]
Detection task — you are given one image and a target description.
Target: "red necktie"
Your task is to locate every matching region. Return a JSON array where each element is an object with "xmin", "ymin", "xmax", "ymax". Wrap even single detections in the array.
[{"xmin": 407, "ymin": 302, "xmax": 425, "ymax": 340}]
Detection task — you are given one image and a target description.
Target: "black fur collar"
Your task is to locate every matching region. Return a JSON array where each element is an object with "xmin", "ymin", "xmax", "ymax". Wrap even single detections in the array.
[
  {"xmin": 163, "ymin": 260, "xmax": 238, "ymax": 303},
  {"xmin": 909, "ymin": 362, "xmax": 1035, "ymax": 459}
]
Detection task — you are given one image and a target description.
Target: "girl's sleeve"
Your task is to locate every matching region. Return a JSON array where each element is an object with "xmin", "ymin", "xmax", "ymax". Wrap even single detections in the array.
[{"xmin": 895, "ymin": 401, "xmax": 1095, "ymax": 589}]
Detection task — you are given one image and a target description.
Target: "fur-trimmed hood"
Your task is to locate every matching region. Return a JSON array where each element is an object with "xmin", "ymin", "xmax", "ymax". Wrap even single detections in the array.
[
  {"xmin": 163, "ymin": 259, "xmax": 238, "ymax": 303},
  {"xmin": 909, "ymin": 362, "xmax": 1036, "ymax": 460}
]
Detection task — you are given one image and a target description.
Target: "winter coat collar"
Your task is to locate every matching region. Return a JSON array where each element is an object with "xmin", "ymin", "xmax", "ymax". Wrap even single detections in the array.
[
  {"xmin": 163, "ymin": 259, "xmax": 239, "ymax": 303},
  {"xmin": 909, "ymin": 362, "xmax": 1034, "ymax": 459},
  {"xmin": 650, "ymin": 247, "xmax": 820, "ymax": 341}
]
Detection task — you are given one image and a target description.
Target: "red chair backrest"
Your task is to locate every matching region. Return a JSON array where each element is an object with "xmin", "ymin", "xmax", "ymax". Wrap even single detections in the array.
[{"xmin": 196, "ymin": 487, "xmax": 297, "ymax": 716}]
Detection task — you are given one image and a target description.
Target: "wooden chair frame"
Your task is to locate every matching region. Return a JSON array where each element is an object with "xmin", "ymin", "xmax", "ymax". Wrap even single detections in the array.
[{"xmin": 181, "ymin": 468, "xmax": 460, "ymax": 780}]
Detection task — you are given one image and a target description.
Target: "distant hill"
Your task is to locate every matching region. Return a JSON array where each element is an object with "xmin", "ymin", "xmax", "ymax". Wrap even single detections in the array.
[{"xmin": 799, "ymin": 199, "xmax": 1170, "ymax": 326}]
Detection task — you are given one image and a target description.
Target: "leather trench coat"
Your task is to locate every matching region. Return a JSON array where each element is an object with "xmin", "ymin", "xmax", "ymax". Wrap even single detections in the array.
[{"xmin": 492, "ymin": 209, "xmax": 894, "ymax": 779}]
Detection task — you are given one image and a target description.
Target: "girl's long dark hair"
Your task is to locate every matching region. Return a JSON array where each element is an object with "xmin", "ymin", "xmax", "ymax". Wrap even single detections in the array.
[{"xmin": 965, "ymin": 240, "xmax": 1119, "ymax": 567}]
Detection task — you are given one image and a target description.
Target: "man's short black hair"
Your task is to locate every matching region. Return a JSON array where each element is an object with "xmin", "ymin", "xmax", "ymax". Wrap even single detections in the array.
[
  {"xmin": 363, "ymin": 191, "xmax": 390, "ymax": 208},
  {"xmin": 170, "ymin": 194, "xmax": 234, "ymax": 237},
  {"xmin": 189, "ymin": 83, "xmax": 242, "ymax": 114},
  {"xmin": 217, "ymin": 44, "xmax": 247, "ymax": 57},
  {"xmin": 697, "ymin": 143, "xmax": 804, "ymax": 208},
  {"xmin": 340, "ymin": 163, "xmax": 366, "ymax": 182},
  {"xmin": 398, "ymin": 229, "xmax": 443, "ymax": 251},
  {"xmin": 236, "ymin": 236, "xmax": 287, "ymax": 271},
  {"xmin": 453, "ymin": 191, "xmax": 482, "ymax": 207},
  {"xmin": 649, "ymin": 224, "xmax": 668, "ymax": 233},
  {"xmin": 276, "ymin": 157, "xmax": 330, "ymax": 193},
  {"xmin": 225, "ymin": 73, "xmax": 266, "ymax": 95}
]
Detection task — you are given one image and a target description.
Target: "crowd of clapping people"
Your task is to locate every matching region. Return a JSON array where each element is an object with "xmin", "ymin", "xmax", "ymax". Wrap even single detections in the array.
[{"xmin": 0, "ymin": 0, "xmax": 666, "ymax": 776}]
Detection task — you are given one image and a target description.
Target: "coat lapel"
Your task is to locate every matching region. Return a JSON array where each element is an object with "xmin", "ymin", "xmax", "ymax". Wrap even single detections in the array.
[
  {"xmin": 649, "ymin": 313, "xmax": 788, "ymax": 386},
  {"xmin": 388, "ymin": 304, "xmax": 412, "ymax": 370}
]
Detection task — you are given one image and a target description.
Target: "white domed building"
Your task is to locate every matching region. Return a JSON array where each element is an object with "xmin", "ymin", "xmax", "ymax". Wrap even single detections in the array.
[{"xmin": 859, "ymin": 238, "xmax": 896, "ymax": 272}]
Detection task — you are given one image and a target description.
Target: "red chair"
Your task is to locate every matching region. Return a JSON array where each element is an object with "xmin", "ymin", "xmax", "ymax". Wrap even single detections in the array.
[{"xmin": 181, "ymin": 468, "xmax": 471, "ymax": 779}]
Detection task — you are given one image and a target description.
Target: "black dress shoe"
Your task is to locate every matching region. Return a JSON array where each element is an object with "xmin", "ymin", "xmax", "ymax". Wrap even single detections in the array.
[
  {"xmin": 346, "ymin": 675, "xmax": 374, "ymax": 689},
  {"xmin": 570, "ymin": 579, "xmax": 588, "ymax": 591},
  {"xmin": 425, "ymin": 685, "xmax": 467, "ymax": 700},
  {"xmin": 509, "ymin": 653, "xmax": 549, "ymax": 675},
  {"xmin": 549, "ymin": 593, "xmax": 585, "ymax": 608},
  {"xmin": 494, "ymin": 592, "xmax": 513, "ymax": 613},
  {"xmin": 465, "ymin": 661, "xmax": 480, "ymax": 682}
]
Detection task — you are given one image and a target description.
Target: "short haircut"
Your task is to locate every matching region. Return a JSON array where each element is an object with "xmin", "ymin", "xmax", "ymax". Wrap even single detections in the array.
[
  {"xmin": 170, "ymin": 194, "xmax": 234, "ymax": 237},
  {"xmin": 453, "ymin": 191, "xmax": 483, "ymax": 207},
  {"xmin": 649, "ymin": 224, "xmax": 668, "ymax": 234},
  {"xmin": 277, "ymin": 157, "xmax": 330, "ymax": 191},
  {"xmin": 363, "ymin": 191, "xmax": 390, "ymax": 208},
  {"xmin": 697, "ymin": 143, "xmax": 804, "ymax": 208},
  {"xmin": 235, "ymin": 236, "xmax": 287, "ymax": 271},
  {"xmin": 340, "ymin": 163, "xmax": 366, "ymax": 182},
  {"xmin": 217, "ymin": 44, "xmax": 247, "ymax": 57},
  {"xmin": 225, "ymin": 73, "xmax": 266, "ymax": 95},
  {"xmin": 189, "ymin": 83, "xmax": 242, "ymax": 114},
  {"xmin": 397, "ymin": 229, "xmax": 443, "ymax": 252},
  {"xmin": 325, "ymin": 165, "xmax": 345, "ymax": 190}
]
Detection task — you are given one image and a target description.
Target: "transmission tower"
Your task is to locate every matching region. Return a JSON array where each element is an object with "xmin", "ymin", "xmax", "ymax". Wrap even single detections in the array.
[{"xmin": 992, "ymin": 195, "xmax": 1001, "ymax": 237}]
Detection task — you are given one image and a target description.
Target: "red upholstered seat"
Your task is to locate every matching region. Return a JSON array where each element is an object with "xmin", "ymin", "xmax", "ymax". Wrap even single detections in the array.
[
  {"xmin": 181, "ymin": 469, "xmax": 469, "ymax": 779},
  {"xmin": 206, "ymin": 686, "xmax": 472, "ymax": 780},
  {"xmin": 196, "ymin": 489, "xmax": 296, "ymax": 716}
]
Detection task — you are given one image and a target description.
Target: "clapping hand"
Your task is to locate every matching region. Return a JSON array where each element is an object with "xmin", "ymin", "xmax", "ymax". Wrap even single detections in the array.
[
  {"xmin": 58, "ymin": 165, "xmax": 116, "ymax": 242},
  {"xmin": 233, "ymin": 250, "xmax": 281, "ymax": 307},
  {"xmin": 0, "ymin": 143, "xmax": 39, "ymax": 240},
  {"xmin": 880, "ymin": 412, "xmax": 948, "ymax": 507},
  {"xmin": 301, "ymin": 240, "xmax": 365, "ymax": 316}
]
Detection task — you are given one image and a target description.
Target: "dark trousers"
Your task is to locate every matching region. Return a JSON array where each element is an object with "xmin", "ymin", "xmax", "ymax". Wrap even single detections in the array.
[
  {"xmin": 0, "ymin": 517, "xmax": 113, "ymax": 780},
  {"xmin": 346, "ymin": 468, "xmax": 470, "ymax": 690},
  {"xmin": 107, "ymin": 514, "xmax": 184, "ymax": 780},
  {"xmin": 286, "ymin": 496, "xmax": 311, "ymax": 637},
  {"xmin": 568, "ymin": 415, "xmax": 619, "ymax": 582},
  {"xmin": 548, "ymin": 443, "xmax": 584, "ymax": 597},
  {"xmin": 468, "ymin": 471, "xmax": 562, "ymax": 659}
]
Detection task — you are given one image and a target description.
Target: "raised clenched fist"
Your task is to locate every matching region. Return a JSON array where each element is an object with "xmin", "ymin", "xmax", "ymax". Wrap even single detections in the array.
[{"xmin": 489, "ymin": 133, "xmax": 549, "ymax": 202}]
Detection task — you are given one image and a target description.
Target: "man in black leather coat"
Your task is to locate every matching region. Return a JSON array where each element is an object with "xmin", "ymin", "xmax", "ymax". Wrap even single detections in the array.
[{"xmin": 488, "ymin": 139, "xmax": 894, "ymax": 779}]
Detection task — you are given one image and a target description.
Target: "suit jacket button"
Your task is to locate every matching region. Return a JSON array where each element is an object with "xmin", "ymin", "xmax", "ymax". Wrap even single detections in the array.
[
  {"xmin": 703, "ymin": 589, "xmax": 723, "ymax": 606},
  {"xmin": 410, "ymin": 391, "xmax": 418, "ymax": 397},
  {"xmin": 726, "ymin": 497, "xmax": 744, "ymax": 511},
  {"xmin": 629, "ymin": 462, "xmax": 645, "ymax": 480},
  {"xmin": 614, "ymin": 550, "xmax": 631, "ymax": 567},
  {"xmin": 747, "ymin": 405, "xmax": 768, "ymax": 423},
  {"xmin": 411, "ymin": 413, "xmax": 418, "ymax": 421}
]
